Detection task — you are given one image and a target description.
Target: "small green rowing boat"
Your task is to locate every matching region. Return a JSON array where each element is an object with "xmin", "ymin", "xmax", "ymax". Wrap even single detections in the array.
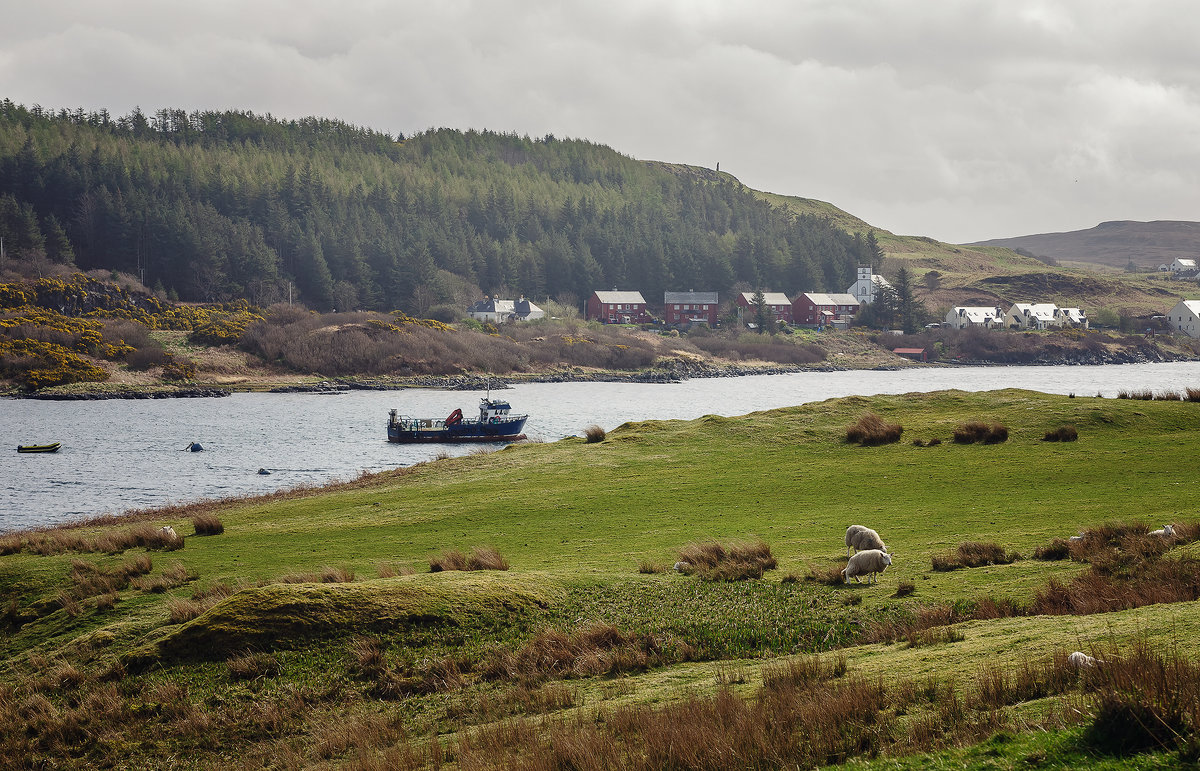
[{"xmin": 17, "ymin": 442, "xmax": 60, "ymax": 453}]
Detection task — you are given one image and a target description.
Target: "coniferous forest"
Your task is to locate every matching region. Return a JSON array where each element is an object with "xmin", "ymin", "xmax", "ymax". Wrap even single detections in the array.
[{"xmin": 0, "ymin": 101, "xmax": 881, "ymax": 315}]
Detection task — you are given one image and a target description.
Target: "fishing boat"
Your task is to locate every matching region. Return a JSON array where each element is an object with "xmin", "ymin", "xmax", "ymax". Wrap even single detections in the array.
[
  {"xmin": 17, "ymin": 442, "xmax": 60, "ymax": 453},
  {"xmin": 387, "ymin": 397, "xmax": 528, "ymax": 443}
]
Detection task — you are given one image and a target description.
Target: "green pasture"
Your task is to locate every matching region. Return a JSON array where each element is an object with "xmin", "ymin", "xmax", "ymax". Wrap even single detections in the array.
[{"xmin": 3, "ymin": 388, "xmax": 1199, "ymax": 767}]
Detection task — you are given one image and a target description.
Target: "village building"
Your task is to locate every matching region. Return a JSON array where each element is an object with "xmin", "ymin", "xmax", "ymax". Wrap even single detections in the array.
[
  {"xmin": 734, "ymin": 291, "xmax": 794, "ymax": 325},
  {"xmin": 1004, "ymin": 303, "xmax": 1059, "ymax": 330},
  {"xmin": 586, "ymin": 290, "xmax": 651, "ymax": 324},
  {"xmin": 1053, "ymin": 307, "xmax": 1088, "ymax": 328},
  {"xmin": 1167, "ymin": 299, "xmax": 1200, "ymax": 338},
  {"xmin": 663, "ymin": 291, "xmax": 719, "ymax": 327},
  {"xmin": 792, "ymin": 292, "xmax": 860, "ymax": 327},
  {"xmin": 944, "ymin": 306, "xmax": 1005, "ymax": 329},
  {"xmin": 467, "ymin": 296, "xmax": 544, "ymax": 323},
  {"xmin": 1171, "ymin": 258, "xmax": 1197, "ymax": 274},
  {"xmin": 846, "ymin": 266, "xmax": 892, "ymax": 305}
]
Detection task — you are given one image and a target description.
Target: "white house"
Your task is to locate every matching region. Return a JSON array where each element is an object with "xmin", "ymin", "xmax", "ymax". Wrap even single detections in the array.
[
  {"xmin": 1053, "ymin": 307, "xmax": 1089, "ymax": 328},
  {"xmin": 468, "ymin": 296, "xmax": 544, "ymax": 322},
  {"xmin": 1171, "ymin": 258, "xmax": 1197, "ymax": 274},
  {"xmin": 846, "ymin": 266, "xmax": 892, "ymax": 305},
  {"xmin": 1004, "ymin": 303, "xmax": 1059, "ymax": 330},
  {"xmin": 1167, "ymin": 299, "xmax": 1200, "ymax": 338},
  {"xmin": 945, "ymin": 306, "xmax": 1005, "ymax": 329}
]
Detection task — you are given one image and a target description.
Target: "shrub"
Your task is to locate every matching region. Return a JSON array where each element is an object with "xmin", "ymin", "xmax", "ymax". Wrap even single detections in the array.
[
  {"xmin": 583, "ymin": 424, "xmax": 606, "ymax": 443},
  {"xmin": 845, "ymin": 412, "xmax": 903, "ymax": 446},
  {"xmin": 893, "ymin": 581, "xmax": 916, "ymax": 598},
  {"xmin": 1185, "ymin": 387, "xmax": 1200, "ymax": 402},
  {"xmin": 1043, "ymin": 425, "xmax": 1078, "ymax": 442}
]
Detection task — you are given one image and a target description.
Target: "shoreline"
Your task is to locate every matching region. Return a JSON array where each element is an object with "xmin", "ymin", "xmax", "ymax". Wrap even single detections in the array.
[{"xmin": 3, "ymin": 346, "xmax": 1193, "ymax": 400}]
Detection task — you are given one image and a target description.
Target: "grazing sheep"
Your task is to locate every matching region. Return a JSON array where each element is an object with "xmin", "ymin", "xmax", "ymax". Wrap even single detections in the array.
[
  {"xmin": 845, "ymin": 525, "xmax": 886, "ymax": 557},
  {"xmin": 842, "ymin": 549, "xmax": 893, "ymax": 584},
  {"xmin": 1149, "ymin": 524, "xmax": 1176, "ymax": 538},
  {"xmin": 160, "ymin": 526, "xmax": 177, "ymax": 541},
  {"xmin": 1067, "ymin": 651, "xmax": 1098, "ymax": 669}
]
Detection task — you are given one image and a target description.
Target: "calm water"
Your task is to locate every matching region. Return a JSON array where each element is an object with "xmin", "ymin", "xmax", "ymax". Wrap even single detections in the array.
[{"xmin": 5, "ymin": 361, "xmax": 1200, "ymax": 531}]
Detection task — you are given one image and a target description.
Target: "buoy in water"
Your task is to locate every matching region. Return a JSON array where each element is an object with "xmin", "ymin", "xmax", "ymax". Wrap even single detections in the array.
[
  {"xmin": 187, "ymin": 442, "xmax": 204, "ymax": 452},
  {"xmin": 257, "ymin": 468, "xmax": 270, "ymax": 475}
]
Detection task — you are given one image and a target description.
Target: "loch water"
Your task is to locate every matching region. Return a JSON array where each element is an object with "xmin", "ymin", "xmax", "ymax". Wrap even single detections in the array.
[{"xmin": 5, "ymin": 361, "xmax": 1200, "ymax": 531}]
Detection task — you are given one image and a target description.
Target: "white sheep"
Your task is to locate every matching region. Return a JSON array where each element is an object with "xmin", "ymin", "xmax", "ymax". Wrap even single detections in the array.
[
  {"xmin": 159, "ymin": 526, "xmax": 177, "ymax": 541},
  {"xmin": 673, "ymin": 561, "xmax": 691, "ymax": 573},
  {"xmin": 845, "ymin": 525, "xmax": 886, "ymax": 557},
  {"xmin": 1068, "ymin": 534, "xmax": 1084, "ymax": 543},
  {"xmin": 842, "ymin": 549, "xmax": 892, "ymax": 584},
  {"xmin": 1149, "ymin": 524, "xmax": 1176, "ymax": 538},
  {"xmin": 1067, "ymin": 651, "xmax": 1098, "ymax": 669}
]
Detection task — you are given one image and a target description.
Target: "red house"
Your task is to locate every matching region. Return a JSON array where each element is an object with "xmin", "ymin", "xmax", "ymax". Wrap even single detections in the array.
[
  {"xmin": 735, "ymin": 291, "xmax": 794, "ymax": 325},
  {"xmin": 663, "ymin": 291, "xmax": 719, "ymax": 327},
  {"xmin": 792, "ymin": 292, "xmax": 861, "ymax": 327},
  {"xmin": 587, "ymin": 290, "xmax": 651, "ymax": 324}
]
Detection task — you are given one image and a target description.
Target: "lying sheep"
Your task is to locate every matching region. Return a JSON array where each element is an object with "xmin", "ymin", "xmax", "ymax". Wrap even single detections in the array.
[
  {"xmin": 845, "ymin": 525, "xmax": 886, "ymax": 557},
  {"xmin": 1068, "ymin": 534, "xmax": 1084, "ymax": 543},
  {"xmin": 1149, "ymin": 524, "xmax": 1176, "ymax": 538},
  {"xmin": 1067, "ymin": 651, "xmax": 1098, "ymax": 669},
  {"xmin": 160, "ymin": 526, "xmax": 177, "ymax": 540},
  {"xmin": 842, "ymin": 549, "xmax": 892, "ymax": 584}
]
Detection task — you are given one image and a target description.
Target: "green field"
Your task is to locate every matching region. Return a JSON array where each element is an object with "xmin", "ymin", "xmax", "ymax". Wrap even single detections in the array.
[{"xmin": 2, "ymin": 389, "xmax": 1199, "ymax": 768}]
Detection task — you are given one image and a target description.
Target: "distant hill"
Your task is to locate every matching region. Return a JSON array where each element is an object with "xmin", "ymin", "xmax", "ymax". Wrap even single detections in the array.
[{"xmin": 971, "ymin": 220, "xmax": 1200, "ymax": 270}]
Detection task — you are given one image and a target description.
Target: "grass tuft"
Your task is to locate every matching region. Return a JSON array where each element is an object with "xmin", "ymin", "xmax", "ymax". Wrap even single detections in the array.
[
  {"xmin": 583, "ymin": 424, "xmax": 607, "ymax": 443},
  {"xmin": 845, "ymin": 412, "xmax": 903, "ymax": 446},
  {"xmin": 1043, "ymin": 424, "xmax": 1079, "ymax": 442}
]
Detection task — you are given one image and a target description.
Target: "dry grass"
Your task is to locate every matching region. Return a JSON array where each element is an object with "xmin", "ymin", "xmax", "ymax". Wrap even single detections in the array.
[
  {"xmin": 481, "ymin": 622, "xmax": 693, "ymax": 684},
  {"xmin": 429, "ymin": 546, "xmax": 509, "ymax": 572},
  {"xmin": 676, "ymin": 540, "xmax": 777, "ymax": 581},
  {"xmin": 803, "ymin": 560, "xmax": 850, "ymax": 586},
  {"xmin": 845, "ymin": 412, "xmax": 903, "ymax": 446},
  {"xmin": 583, "ymin": 424, "xmax": 606, "ymax": 443},
  {"xmin": 278, "ymin": 566, "xmax": 356, "ymax": 583},
  {"xmin": 376, "ymin": 562, "xmax": 415, "ymax": 578},
  {"xmin": 952, "ymin": 422, "xmax": 1009, "ymax": 444},
  {"xmin": 1043, "ymin": 424, "xmax": 1079, "ymax": 442},
  {"xmin": 226, "ymin": 651, "xmax": 281, "ymax": 681},
  {"xmin": 931, "ymin": 542, "xmax": 1019, "ymax": 571},
  {"xmin": 192, "ymin": 513, "xmax": 224, "ymax": 536}
]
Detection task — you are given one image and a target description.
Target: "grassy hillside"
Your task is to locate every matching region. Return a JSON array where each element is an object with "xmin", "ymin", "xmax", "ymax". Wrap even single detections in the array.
[
  {"xmin": 756, "ymin": 188, "xmax": 1190, "ymax": 317},
  {"xmin": 3, "ymin": 390, "xmax": 1200, "ymax": 767}
]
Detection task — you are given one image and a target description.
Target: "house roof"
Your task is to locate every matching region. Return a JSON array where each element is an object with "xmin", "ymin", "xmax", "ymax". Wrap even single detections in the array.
[
  {"xmin": 664, "ymin": 291, "xmax": 719, "ymax": 304},
  {"xmin": 593, "ymin": 291, "xmax": 647, "ymax": 304},
  {"xmin": 952, "ymin": 306, "xmax": 1004, "ymax": 322},
  {"xmin": 468, "ymin": 298, "xmax": 515, "ymax": 314},
  {"xmin": 802, "ymin": 292, "xmax": 861, "ymax": 306},
  {"xmin": 1009, "ymin": 302, "xmax": 1058, "ymax": 321},
  {"xmin": 1176, "ymin": 300, "xmax": 1200, "ymax": 316},
  {"xmin": 514, "ymin": 298, "xmax": 543, "ymax": 315},
  {"xmin": 1175, "ymin": 258, "xmax": 1197, "ymax": 268},
  {"xmin": 739, "ymin": 291, "xmax": 792, "ymax": 306}
]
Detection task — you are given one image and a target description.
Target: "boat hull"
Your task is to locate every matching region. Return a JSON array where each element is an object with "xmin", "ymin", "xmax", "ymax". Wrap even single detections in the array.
[
  {"xmin": 387, "ymin": 417, "xmax": 528, "ymax": 444},
  {"xmin": 17, "ymin": 442, "xmax": 60, "ymax": 453}
]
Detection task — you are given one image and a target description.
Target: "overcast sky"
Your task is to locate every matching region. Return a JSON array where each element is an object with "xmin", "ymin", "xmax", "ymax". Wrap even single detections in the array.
[{"xmin": 2, "ymin": 1, "xmax": 1197, "ymax": 243}]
